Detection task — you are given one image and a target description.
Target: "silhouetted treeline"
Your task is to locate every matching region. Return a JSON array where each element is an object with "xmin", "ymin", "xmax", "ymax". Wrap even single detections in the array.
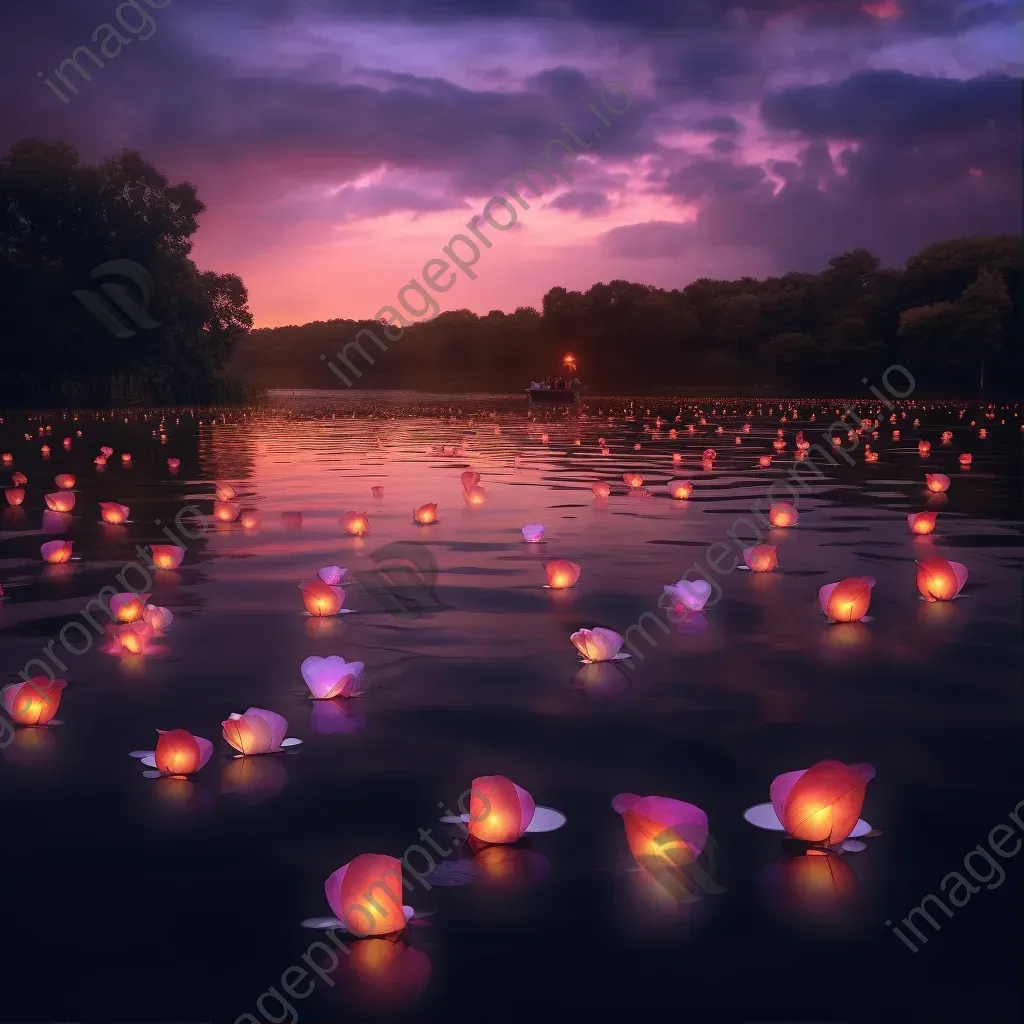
[
  {"xmin": 0, "ymin": 139, "xmax": 254, "ymax": 407},
  {"xmin": 236, "ymin": 234, "xmax": 1021, "ymax": 396}
]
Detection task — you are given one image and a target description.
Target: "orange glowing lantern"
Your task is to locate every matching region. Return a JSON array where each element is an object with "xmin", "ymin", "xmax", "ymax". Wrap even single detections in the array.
[
  {"xmin": 758, "ymin": 456, "xmax": 772, "ymax": 468},
  {"xmin": 702, "ymin": 449, "xmax": 717, "ymax": 462},
  {"xmin": 44, "ymin": 492, "xmax": 75, "ymax": 513},
  {"xmin": 215, "ymin": 483, "xmax": 236, "ymax": 500},
  {"xmin": 222, "ymin": 707, "xmax": 291, "ymax": 756},
  {"xmin": 668, "ymin": 480, "xmax": 693, "ymax": 499},
  {"xmin": 743, "ymin": 545, "xmax": 778, "ymax": 572},
  {"xmin": 94, "ymin": 456, "xmax": 107, "ymax": 467},
  {"xmin": 5, "ymin": 487, "xmax": 25, "ymax": 507},
  {"xmin": 612, "ymin": 793, "xmax": 708, "ymax": 867},
  {"xmin": 100, "ymin": 446, "xmax": 113, "ymax": 457},
  {"xmin": 918, "ymin": 441, "xmax": 931, "ymax": 456},
  {"xmin": 413, "ymin": 503, "xmax": 438, "ymax": 524},
  {"xmin": 300, "ymin": 582, "xmax": 344, "ymax": 616},
  {"xmin": 463, "ymin": 486, "xmax": 487, "ymax": 508},
  {"xmin": 240, "ymin": 509, "xmax": 260, "ymax": 529},
  {"xmin": 672, "ymin": 452, "xmax": 682, "ymax": 464},
  {"xmin": 41, "ymin": 540, "xmax": 73, "ymax": 563},
  {"xmin": 214, "ymin": 501, "xmax": 241, "ymax": 522},
  {"xmin": 941, "ymin": 431, "xmax": 953, "ymax": 443},
  {"xmin": 151, "ymin": 544, "xmax": 184, "ymax": 570},
  {"xmin": 916, "ymin": 558, "xmax": 968, "ymax": 602},
  {"xmin": 111, "ymin": 592, "xmax": 150, "ymax": 623},
  {"xmin": 55, "ymin": 473, "xmax": 76, "ymax": 489},
  {"xmin": 769, "ymin": 502, "xmax": 798, "ymax": 527},
  {"xmin": 0, "ymin": 453, "xmax": 11, "ymax": 465},
  {"xmin": 2, "ymin": 678, "xmax": 66, "ymax": 726},
  {"xmin": 113, "ymin": 622, "xmax": 152, "ymax": 655},
  {"xmin": 819, "ymin": 576, "xmax": 875, "ymax": 622},
  {"xmin": 908, "ymin": 511, "xmax": 936, "ymax": 535},
  {"xmin": 121, "ymin": 453, "xmax": 132, "ymax": 464},
  {"xmin": 100, "ymin": 502, "xmax": 130, "ymax": 525},
  {"xmin": 592, "ymin": 481, "xmax": 611, "ymax": 498},
  {"xmin": 40, "ymin": 445, "xmax": 50, "ymax": 457},
  {"xmin": 780, "ymin": 761, "xmax": 872, "ymax": 845},
  {"xmin": 143, "ymin": 605, "xmax": 174, "ymax": 631},
  {"xmin": 340, "ymin": 511, "xmax": 370, "ymax": 536},
  {"xmin": 979, "ymin": 428, "xmax": 987, "ymax": 438},
  {"xmin": 12, "ymin": 472, "xmax": 27, "ymax": 486},
  {"xmin": 461, "ymin": 471, "xmax": 481, "ymax": 491},
  {"xmin": 544, "ymin": 559, "xmax": 581, "ymax": 589},
  {"xmin": 167, "ymin": 458, "xmax": 181, "ymax": 470},
  {"xmin": 326, "ymin": 854, "xmax": 409, "ymax": 937},
  {"xmin": 468, "ymin": 775, "xmax": 536, "ymax": 844},
  {"xmin": 925, "ymin": 473, "xmax": 950, "ymax": 493},
  {"xmin": 865, "ymin": 451, "xmax": 879, "ymax": 462},
  {"xmin": 154, "ymin": 729, "xmax": 213, "ymax": 776},
  {"xmin": 623, "ymin": 472, "xmax": 644, "ymax": 489},
  {"xmin": 959, "ymin": 453, "xmax": 972, "ymax": 467}
]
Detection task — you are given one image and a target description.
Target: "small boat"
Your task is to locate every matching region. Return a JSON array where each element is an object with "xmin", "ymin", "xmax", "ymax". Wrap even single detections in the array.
[{"xmin": 528, "ymin": 354, "xmax": 583, "ymax": 405}]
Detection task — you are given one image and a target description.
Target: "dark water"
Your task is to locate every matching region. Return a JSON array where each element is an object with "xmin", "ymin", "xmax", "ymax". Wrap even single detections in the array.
[{"xmin": 1, "ymin": 393, "xmax": 1021, "ymax": 1024}]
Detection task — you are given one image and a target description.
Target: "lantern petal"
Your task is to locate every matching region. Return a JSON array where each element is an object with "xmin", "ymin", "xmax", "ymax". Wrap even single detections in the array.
[
  {"xmin": 513, "ymin": 783, "xmax": 536, "ymax": 828},
  {"xmin": 818, "ymin": 583, "xmax": 839, "ymax": 615},
  {"xmin": 140, "ymin": 754, "xmax": 157, "ymax": 768},
  {"xmin": 302, "ymin": 916, "xmax": 347, "ymax": 930},
  {"xmin": 246, "ymin": 707, "xmax": 288, "ymax": 750},
  {"xmin": 770, "ymin": 769, "xmax": 807, "ymax": 821},
  {"xmin": 523, "ymin": 806, "xmax": 567, "ymax": 833},
  {"xmin": 591, "ymin": 627, "xmax": 624, "ymax": 658},
  {"xmin": 325, "ymin": 863, "xmax": 351, "ymax": 921},
  {"xmin": 742, "ymin": 802, "xmax": 786, "ymax": 831},
  {"xmin": 950, "ymin": 561, "xmax": 969, "ymax": 595},
  {"xmin": 195, "ymin": 736, "xmax": 214, "ymax": 770}
]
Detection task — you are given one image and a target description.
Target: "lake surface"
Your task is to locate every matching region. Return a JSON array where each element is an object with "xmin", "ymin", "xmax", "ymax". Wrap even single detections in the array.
[{"xmin": 1, "ymin": 392, "xmax": 1021, "ymax": 1023}]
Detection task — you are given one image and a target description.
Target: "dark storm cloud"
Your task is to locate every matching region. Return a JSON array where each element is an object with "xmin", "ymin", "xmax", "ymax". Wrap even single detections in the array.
[
  {"xmin": 692, "ymin": 115, "xmax": 744, "ymax": 135},
  {"xmin": 665, "ymin": 159, "xmax": 769, "ymax": 200},
  {"xmin": 547, "ymin": 189, "xmax": 611, "ymax": 214}
]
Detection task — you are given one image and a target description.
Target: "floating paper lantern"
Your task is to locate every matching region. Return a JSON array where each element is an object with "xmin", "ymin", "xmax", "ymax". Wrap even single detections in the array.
[
  {"xmin": 326, "ymin": 854, "xmax": 410, "ymax": 937},
  {"xmin": 154, "ymin": 729, "xmax": 213, "ymax": 776},
  {"xmin": 544, "ymin": 560, "xmax": 581, "ymax": 589},
  {"xmin": 908, "ymin": 511, "xmax": 936, "ymax": 535},
  {"xmin": 769, "ymin": 502, "xmax": 798, "ymax": 527},
  {"xmin": 463, "ymin": 486, "xmax": 487, "ymax": 508},
  {"xmin": 702, "ymin": 449, "xmax": 717, "ymax": 462},
  {"xmin": 467, "ymin": 776, "xmax": 541, "ymax": 844},
  {"xmin": 5, "ymin": 487, "xmax": 25, "ymax": 507},
  {"xmin": 918, "ymin": 441, "xmax": 931, "ymax": 456},
  {"xmin": 959, "ymin": 453, "xmax": 972, "ymax": 467},
  {"xmin": 121, "ymin": 453, "xmax": 132, "ymax": 464},
  {"xmin": 414, "ymin": 503, "xmax": 438, "ymax": 525},
  {"xmin": 44, "ymin": 492, "xmax": 75, "ymax": 513},
  {"xmin": 592, "ymin": 481, "xmax": 611, "ymax": 498},
  {"xmin": 623, "ymin": 472, "xmax": 644, "ymax": 489},
  {"xmin": 100, "ymin": 447, "xmax": 113, "ymax": 457},
  {"xmin": 213, "ymin": 500, "xmax": 241, "ymax": 522},
  {"xmin": 341, "ymin": 511, "xmax": 370, "ymax": 535},
  {"xmin": 318, "ymin": 565, "xmax": 347, "ymax": 586},
  {"xmin": 300, "ymin": 582, "xmax": 344, "ymax": 616},
  {"xmin": 41, "ymin": 540, "xmax": 73, "ymax": 563},
  {"xmin": 759, "ymin": 456, "xmax": 772, "ymax": 468},
  {"xmin": 743, "ymin": 423, "xmax": 751, "ymax": 434},
  {"xmin": 461, "ymin": 471, "xmax": 481, "ymax": 491},
  {"xmin": 892, "ymin": 430, "xmax": 900, "ymax": 440},
  {"xmin": 916, "ymin": 558, "xmax": 968, "ymax": 602},
  {"xmin": 111, "ymin": 592, "xmax": 150, "ymax": 623},
  {"xmin": 744, "ymin": 761, "xmax": 875, "ymax": 847},
  {"xmin": 167, "ymin": 458, "xmax": 181, "ymax": 470},
  {"xmin": 215, "ymin": 483, "xmax": 236, "ymax": 500},
  {"xmin": 612, "ymin": 793, "xmax": 708, "ymax": 866},
  {"xmin": 143, "ymin": 605, "xmax": 174, "ymax": 631},
  {"xmin": 222, "ymin": 707, "xmax": 299, "ymax": 755},
  {"xmin": 301, "ymin": 655, "xmax": 364, "ymax": 699},
  {"xmin": 664, "ymin": 577, "xmax": 712, "ymax": 612},
  {"xmin": 522, "ymin": 523, "xmax": 545, "ymax": 542},
  {"xmin": 12, "ymin": 471, "xmax": 27, "ymax": 486},
  {"xmin": 941, "ymin": 431, "xmax": 953, "ymax": 443},
  {"xmin": 570, "ymin": 627, "xmax": 628, "ymax": 663},
  {"xmin": 743, "ymin": 545, "xmax": 778, "ymax": 572},
  {"xmin": 668, "ymin": 480, "xmax": 692, "ymax": 499},
  {"xmin": 925, "ymin": 473, "xmax": 950, "ymax": 493},
  {"xmin": 701, "ymin": 459, "xmax": 714, "ymax": 471},
  {"xmin": 672, "ymin": 452, "xmax": 682, "ymax": 464},
  {"xmin": 773, "ymin": 439, "xmax": 786, "ymax": 451},
  {"xmin": 0, "ymin": 453, "xmax": 11, "ymax": 465},
  {"xmin": 150, "ymin": 544, "xmax": 184, "ymax": 570},
  {"xmin": 979, "ymin": 428, "xmax": 987, "ymax": 438},
  {"xmin": 601, "ymin": 447, "xmax": 611, "ymax": 456},
  {"xmin": 819, "ymin": 577, "xmax": 875, "ymax": 623},
  {"xmin": 111, "ymin": 621, "xmax": 152, "ymax": 656},
  {"xmin": 40, "ymin": 445, "xmax": 50, "ymax": 457},
  {"xmin": 2, "ymin": 678, "xmax": 66, "ymax": 726},
  {"xmin": 865, "ymin": 451, "xmax": 879, "ymax": 462},
  {"xmin": 55, "ymin": 473, "xmax": 75, "ymax": 489},
  {"xmin": 371, "ymin": 485, "xmax": 384, "ymax": 498},
  {"xmin": 240, "ymin": 509, "xmax": 260, "ymax": 529},
  {"xmin": 100, "ymin": 502, "xmax": 130, "ymax": 525}
]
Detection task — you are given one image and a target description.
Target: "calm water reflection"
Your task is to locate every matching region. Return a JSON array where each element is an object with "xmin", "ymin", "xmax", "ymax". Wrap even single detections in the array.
[{"xmin": 1, "ymin": 394, "xmax": 1021, "ymax": 1022}]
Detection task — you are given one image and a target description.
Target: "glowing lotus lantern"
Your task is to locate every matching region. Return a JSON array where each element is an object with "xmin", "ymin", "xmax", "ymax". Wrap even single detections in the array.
[
  {"xmin": 979, "ymin": 428, "xmax": 987, "ymax": 438},
  {"xmin": 612, "ymin": 793, "xmax": 708, "ymax": 867},
  {"xmin": 959, "ymin": 453, "xmax": 972, "ymax": 467},
  {"xmin": 925, "ymin": 473, "xmax": 950, "ymax": 493},
  {"xmin": 908, "ymin": 511, "xmax": 936, "ymax": 535},
  {"xmin": 623, "ymin": 472, "xmax": 644, "ymax": 489},
  {"xmin": 941, "ymin": 431, "xmax": 953, "ymax": 443},
  {"xmin": 916, "ymin": 558, "xmax": 968, "ymax": 602},
  {"xmin": 414, "ymin": 503, "xmax": 438, "ymax": 525},
  {"xmin": 341, "ymin": 511, "xmax": 370, "ymax": 535},
  {"xmin": 215, "ymin": 483, "xmax": 236, "ymax": 500},
  {"xmin": 325, "ymin": 855, "xmax": 411, "ymax": 937},
  {"xmin": 150, "ymin": 544, "xmax": 184, "ymax": 570},
  {"xmin": 664, "ymin": 577, "xmax": 712, "ymax": 612},
  {"xmin": 461, "ymin": 471, "xmax": 481, "ymax": 491},
  {"xmin": 892, "ymin": 430, "xmax": 900, "ymax": 440},
  {"xmin": 143, "ymin": 605, "xmax": 174, "ymax": 631},
  {"xmin": 668, "ymin": 480, "xmax": 693, "ymax": 499},
  {"xmin": 743, "ymin": 545, "xmax": 778, "ymax": 572},
  {"xmin": 759, "ymin": 456, "xmax": 772, "ymax": 468},
  {"xmin": 918, "ymin": 441, "xmax": 931, "ymax": 456},
  {"xmin": 301, "ymin": 655, "xmax": 364, "ymax": 699},
  {"xmin": 153, "ymin": 729, "xmax": 213, "ymax": 776},
  {"xmin": 41, "ymin": 540, "xmax": 73, "ymax": 563},
  {"xmin": 0, "ymin": 453, "xmax": 11, "ymax": 465},
  {"xmin": 570, "ymin": 627, "xmax": 629, "ymax": 663},
  {"xmin": 592, "ymin": 481, "xmax": 611, "ymax": 498},
  {"xmin": 318, "ymin": 565, "xmax": 347, "ymax": 586},
  {"xmin": 55, "ymin": 473, "xmax": 75, "ymax": 489},
  {"xmin": 671, "ymin": 453, "xmax": 683, "ymax": 465},
  {"xmin": 222, "ymin": 707, "xmax": 300, "ymax": 755},
  {"xmin": 544, "ymin": 560, "xmax": 581, "ymax": 589},
  {"xmin": 457, "ymin": 775, "xmax": 566, "ymax": 845},
  {"xmin": 100, "ymin": 447, "xmax": 113, "ymax": 457},
  {"xmin": 819, "ymin": 577, "xmax": 875, "ymax": 623},
  {"xmin": 522, "ymin": 523, "xmax": 545, "ymax": 542},
  {"xmin": 213, "ymin": 501, "xmax": 240, "ymax": 522},
  {"xmin": 773, "ymin": 439, "xmax": 786, "ymax": 451},
  {"xmin": 100, "ymin": 502, "xmax": 130, "ymax": 524},
  {"xmin": 110, "ymin": 621, "xmax": 153, "ymax": 656},
  {"xmin": 5, "ymin": 487, "xmax": 25, "ymax": 507},
  {"xmin": 735, "ymin": 436, "xmax": 742, "ymax": 445},
  {"xmin": 744, "ymin": 761, "xmax": 875, "ymax": 847},
  {"xmin": 702, "ymin": 449, "xmax": 717, "ymax": 462},
  {"xmin": 121, "ymin": 453, "xmax": 132, "ymax": 464},
  {"xmin": 463, "ymin": 486, "xmax": 487, "ymax": 508},
  {"xmin": 601, "ymin": 447, "xmax": 610, "ymax": 456},
  {"xmin": 167, "ymin": 458, "xmax": 180, "ymax": 470},
  {"xmin": 2, "ymin": 678, "xmax": 66, "ymax": 726},
  {"xmin": 40, "ymin": 445, "xmax": 50, "ymax": 457},
  {"xmin": 865, "ymin": 451, "xmax": 879, "ymax": 462},
  {"xmin": 300, "ymin": 582, "xmax": 344, "ymax": 616},
  {"xmin": 769, "ymin": 502, "xmax": 798, "ymax": 527},
  {"xmin": 743, "ymin": 423, "xmax": 751, "ymax": 434},
  {"xmin": 240, "ymin": 509, "xmax": 260, "ymax": 529},
  {"xmin": 111, "ymin": 592, "xmax": 150, "ymax": 623},
  {"xmin": 44, "ymin": 492, "xmax": 75, "ymax": 513},
  {"xmin": 701, "ymin": 459, "xmax": 714, "ymax": 471},
  {"xmin": 12, "ymin": 471, "xmax": 27, "ymax": 486}
]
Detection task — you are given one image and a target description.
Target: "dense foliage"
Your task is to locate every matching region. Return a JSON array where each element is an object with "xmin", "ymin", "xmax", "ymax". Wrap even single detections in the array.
[
  {"xmin": 236, "ymin": 235, "xmax": 1021, "ymax": 396},
  {"xmin": 0, "ymin": 140, "xmax": 254, "ymax": 406}
]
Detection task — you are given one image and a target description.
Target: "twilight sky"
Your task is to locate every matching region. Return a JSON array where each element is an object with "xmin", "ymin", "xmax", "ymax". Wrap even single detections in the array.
[{"xmin": 6, "ymin": 0, "xmax": 1021, "ymax": 327}]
